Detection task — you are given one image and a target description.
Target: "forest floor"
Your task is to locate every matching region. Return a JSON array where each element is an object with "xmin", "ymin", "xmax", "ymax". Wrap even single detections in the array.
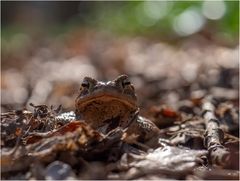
[{"xmin": 1, "ymin": 32, "xmax": 239, "ymax": 180}]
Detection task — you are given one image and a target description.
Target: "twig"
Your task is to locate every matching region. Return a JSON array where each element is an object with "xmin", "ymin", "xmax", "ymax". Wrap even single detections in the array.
[{"xmin": 202, "ymin": 96, "xmax": 230, "ymax": 167}]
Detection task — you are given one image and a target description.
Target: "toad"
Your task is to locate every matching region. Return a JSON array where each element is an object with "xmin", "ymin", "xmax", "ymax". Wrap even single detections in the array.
[{"xmin": 74, "ymin": 75, "xmax": 160, "ymax": 145}]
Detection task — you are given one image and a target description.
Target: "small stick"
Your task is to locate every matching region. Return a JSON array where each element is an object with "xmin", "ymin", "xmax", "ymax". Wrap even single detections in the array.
[{"xmin": 202, "ymin": 96, "xmax": 230, "ymax": 167}]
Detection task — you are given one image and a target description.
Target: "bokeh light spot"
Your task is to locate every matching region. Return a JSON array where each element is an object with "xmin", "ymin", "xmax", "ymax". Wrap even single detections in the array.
[
  {"xmin": 173, "ymin": 8, "xmax": 205, "ymax": 36},
  {"xmin": 202, "ymin": 0, "xmax": 226, "ymax": 20}
]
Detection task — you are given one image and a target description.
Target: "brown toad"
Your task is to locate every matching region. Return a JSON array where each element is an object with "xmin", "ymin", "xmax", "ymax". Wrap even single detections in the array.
[{"xmin": 75, "ymin": 75, "xmax": 160, "ymax": 145}]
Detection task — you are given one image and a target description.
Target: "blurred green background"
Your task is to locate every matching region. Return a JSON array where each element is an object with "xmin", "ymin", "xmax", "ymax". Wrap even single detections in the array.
[
  {"xmin": 1, "ymin": 1, "xmax": 239, "ymax": 111},
  {"xmin": 1, "ymin": 1, "xmax": 239, "ymax": 45}
]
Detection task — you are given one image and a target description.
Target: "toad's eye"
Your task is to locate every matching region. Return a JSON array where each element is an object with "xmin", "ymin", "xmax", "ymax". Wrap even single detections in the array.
[
  {"xmin": 114, "ymin": 75, "xmax": 132, "ymax": 89},
  {"xmin": 122, "ymin": 79, "xmax": 131, "ymax": 88},
  {"xmin": 81, "ymin": 80, "xmax": 89, "ymax": 89},
  {"xmin": 81, "ymin": 77, "xmax": 97, "ymax": 90}
]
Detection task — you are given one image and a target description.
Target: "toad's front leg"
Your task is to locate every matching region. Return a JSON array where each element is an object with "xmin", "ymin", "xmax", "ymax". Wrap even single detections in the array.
[{"xmin": 125, "ymin": 116, "xmax": 161, "ymax": 148}]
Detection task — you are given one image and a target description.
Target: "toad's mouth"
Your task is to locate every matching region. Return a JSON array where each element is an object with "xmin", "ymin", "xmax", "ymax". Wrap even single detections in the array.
[{"xmin": 76, "ymin": 93, "xmax": 137, "ymax": 110}]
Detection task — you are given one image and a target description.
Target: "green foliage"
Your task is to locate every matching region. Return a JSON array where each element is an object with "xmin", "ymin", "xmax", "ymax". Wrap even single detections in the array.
[{"xmin": 1, "ymin": 1, "xmax": 239, "ymax": 43}]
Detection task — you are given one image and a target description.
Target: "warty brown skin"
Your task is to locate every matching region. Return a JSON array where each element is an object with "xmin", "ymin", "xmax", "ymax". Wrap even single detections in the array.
[{"xmin": 75, "ymin": 75, "xmax": 160, "ymax": 145}]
